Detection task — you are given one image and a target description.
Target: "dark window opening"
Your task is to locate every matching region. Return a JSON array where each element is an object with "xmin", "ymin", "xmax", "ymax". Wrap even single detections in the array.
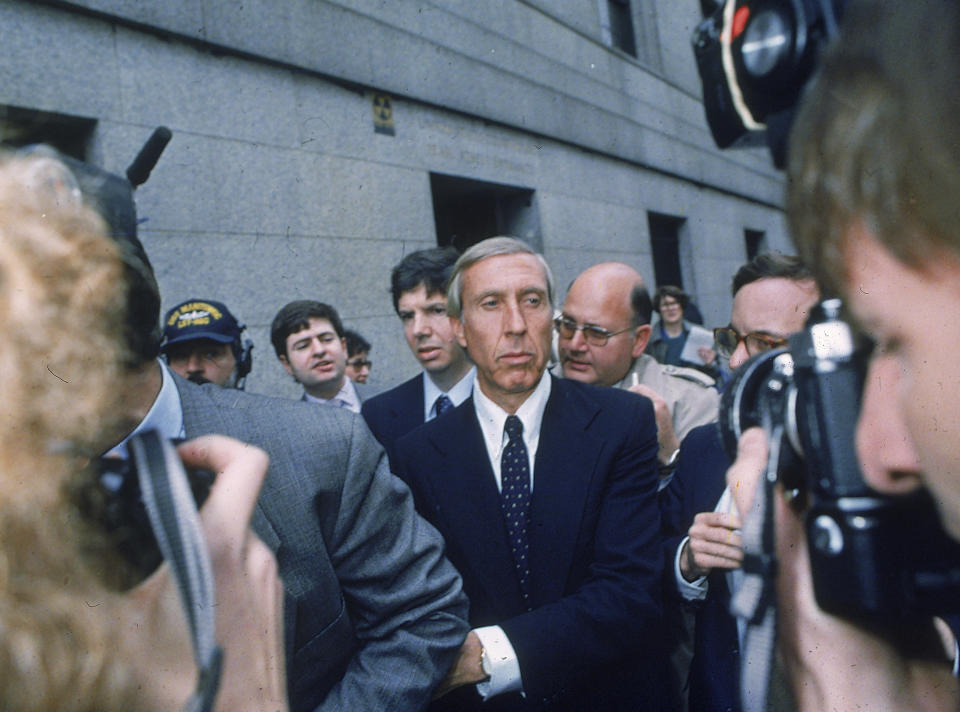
[
  {"xmin": 607, "ymin": 0, "xmax": 637, "ymax": 56},
  {"xmin": 0, "ymin": 105, "xmax": 96, "ymax": 160},
  {"xmin": 430, "ymin": 173, "xmax": 540, "ymax": 254},
  {"xmin": 648, "ymin": 211, "xmax": 686, "ymax": 288},
  {"xmin": 745, "ymin": 229, "xmax": 766, "ymax": 260}
]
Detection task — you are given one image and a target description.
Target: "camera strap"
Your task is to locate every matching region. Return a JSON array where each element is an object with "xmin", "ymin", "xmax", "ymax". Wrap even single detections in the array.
[
  {"xmin": 729, "ymin": 425, "xmax": 782, "ymax": 712},
  {"xmin": 129, "ymin": 431, "xmax": 223, "ymax": 712}
]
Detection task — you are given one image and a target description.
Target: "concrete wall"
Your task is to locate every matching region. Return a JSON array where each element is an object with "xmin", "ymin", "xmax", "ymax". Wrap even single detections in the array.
[{"xmin": 1, "ymin": 0, "xmax": 789, "ymax": 397}]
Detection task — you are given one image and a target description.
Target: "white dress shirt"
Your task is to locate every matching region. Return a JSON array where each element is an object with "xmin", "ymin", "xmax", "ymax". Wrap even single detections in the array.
[{"xmin": 469, "ymin": 372, "xmax": 552, "ymax": 699}]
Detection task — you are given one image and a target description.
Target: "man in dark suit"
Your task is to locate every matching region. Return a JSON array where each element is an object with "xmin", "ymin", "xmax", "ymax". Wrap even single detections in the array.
[
  {"xmin": 362, "ymin": 247, "xmax": 474, "ymax": 466},
  {"xmin": 392, "ymin": 236, "xmax": 666, "ymax": 711},
  {"xmin": 75, "ymin": 156, "xmax": 469, "ymax": 711},
  {"xmin": 659, "ymin": 254, "xmax": 818, "ymax": 712}
]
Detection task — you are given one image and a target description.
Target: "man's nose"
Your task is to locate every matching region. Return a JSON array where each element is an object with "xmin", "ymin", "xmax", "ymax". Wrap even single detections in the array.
[
  {"xmin": 413, "ymin": 312, "xmax": 431, "ymax": 337},
  {"xmin": 728, "ymin": 341, "xmax": 750, "ymax": 371},
  {"xmin": 855, "ymin": 354, "xmax": 923, "ymax": 495},
  {"xmin": 502, "ymin": 300, "xmax": 528, "ymax": 335},
  {"xmin": 186, "ymin": 352, "xmax": 205, "ymax": 373}
]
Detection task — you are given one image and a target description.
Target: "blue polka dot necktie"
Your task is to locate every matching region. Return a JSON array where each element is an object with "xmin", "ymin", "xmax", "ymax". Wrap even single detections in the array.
[
  {"xmin": 501, "ymin": 414, "xmax": 532, "ymax": 609},
  {"xmin": 434, "ymin": 394, "xmax": 454, "ymax": 417}
]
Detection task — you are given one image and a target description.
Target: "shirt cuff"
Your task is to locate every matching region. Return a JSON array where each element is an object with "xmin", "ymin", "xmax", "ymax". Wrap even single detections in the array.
[
  {"xmin": 474, "ymin": 625, "xmax": 523, "ymax": 698},
  {"xmin": 675, "ymin": 536, "xmax": 709, "ymax": 601}
]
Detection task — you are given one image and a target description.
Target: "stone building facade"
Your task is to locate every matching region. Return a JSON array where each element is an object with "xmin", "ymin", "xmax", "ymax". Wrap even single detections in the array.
[{"xmin": 1, "ymin": 0, "xmax": 789, "ymax": 396}]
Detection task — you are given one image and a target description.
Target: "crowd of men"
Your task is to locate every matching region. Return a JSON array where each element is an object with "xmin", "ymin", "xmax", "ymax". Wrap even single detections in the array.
[{"xmin": 5, "ymin": 0, "xmax": 960, "ymax": 710}]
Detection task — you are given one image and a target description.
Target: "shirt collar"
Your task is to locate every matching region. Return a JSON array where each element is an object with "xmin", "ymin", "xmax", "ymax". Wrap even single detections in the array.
[
  {"xmin": 473, "ymin": 369, "xmax": 551, "ymax": 460},
  {"xmin": 303, "ymin": 377, "xmax": 361, "ymax": 413},
  {"xmin": 106, "ymin": 359, "xmax": 185, "ymax": 457},
  {"xmin": 423, "ymin": 366, "xmax": 476, "ymax": 421}
]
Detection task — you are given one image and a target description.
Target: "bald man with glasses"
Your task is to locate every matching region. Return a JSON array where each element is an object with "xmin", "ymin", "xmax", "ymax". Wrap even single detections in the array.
[
  {"xmin": 557, "ymin": 262, "xmax": 718, "ymax": 476},
  {"xmin": 659, "ymin": 253, "xmax": 819, "ymax": 712}
]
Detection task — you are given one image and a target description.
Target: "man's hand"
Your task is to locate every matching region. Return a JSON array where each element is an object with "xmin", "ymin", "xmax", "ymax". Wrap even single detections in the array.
[
  {"xmin": 727, "ymin": 428, "xmax": 959, "ymax": 711},
  {"xmin": 433, "ymin": 631, "xmax": 489, "ymax": 699},
  {"xmin": 628, "ymin": 383, "xmax": 679, "ymax": 464},
  {"xmin": 679, "ymin": 511, "xmax": 742, "ymax": 581},
  {"xmin": 697, "ymin": 346, "xmax": 717, "ymax": 366}
]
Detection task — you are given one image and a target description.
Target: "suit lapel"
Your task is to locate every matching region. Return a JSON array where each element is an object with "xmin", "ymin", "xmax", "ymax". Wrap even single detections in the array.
[
  {"xmin": 390, "ymin": 373, "xmax": 425, "ymax": 429},
  {"xmin": 529, "ymin": 378, "xmax": 602, "ymax": 603},
  {"xmin": 424, "ymin": 401, "xmax": 526, "ymax": 610}
]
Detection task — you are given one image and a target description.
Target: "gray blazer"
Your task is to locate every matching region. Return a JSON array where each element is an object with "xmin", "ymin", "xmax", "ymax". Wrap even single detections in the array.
[{"xmin": 175, "ymin": 375, "xmax": 469, "ymax": 712}]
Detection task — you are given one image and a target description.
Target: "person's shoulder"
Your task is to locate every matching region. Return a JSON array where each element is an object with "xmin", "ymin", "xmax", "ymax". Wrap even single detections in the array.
[
  {"xmin": 552, "ymin": 376, "xmax": 651, "ymax": 418},
  {"xmin": 661, "ymin": 363, "xmax": 717, "ymax": 389},
  {"xmin": 362, "ymin": 373, "xmax": 422, "ymax": 411}
]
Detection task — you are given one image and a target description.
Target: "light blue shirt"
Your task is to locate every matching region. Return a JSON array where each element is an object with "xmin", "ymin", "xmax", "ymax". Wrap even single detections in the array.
[
  {"xmin": 422, "ymin": 366, "xmax": 476, "ymax": 422},
  {"xmin": 106, "ymin": 360, "xmax": 184, "ymax": 458}
]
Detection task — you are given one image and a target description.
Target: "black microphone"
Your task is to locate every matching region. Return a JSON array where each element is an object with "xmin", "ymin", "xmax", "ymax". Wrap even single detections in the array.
[{"xmin": 126, "ymin": 126, "xmax": 172, "ymax": 188}]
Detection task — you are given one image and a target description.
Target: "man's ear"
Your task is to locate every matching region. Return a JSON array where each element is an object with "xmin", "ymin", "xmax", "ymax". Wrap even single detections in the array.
[
  {"xmin": 632, "ymin": 324, "xmax": 653, "ymax": 358},
  {"xmin": 452, "ymin": 315, "xmax": 468, "ymax": 349}
]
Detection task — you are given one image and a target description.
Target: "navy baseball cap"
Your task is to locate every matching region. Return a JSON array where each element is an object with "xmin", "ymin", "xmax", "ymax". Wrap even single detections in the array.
[{"xmin": 161, "ymin": 299, "xmax": 243, "ymax": 349}]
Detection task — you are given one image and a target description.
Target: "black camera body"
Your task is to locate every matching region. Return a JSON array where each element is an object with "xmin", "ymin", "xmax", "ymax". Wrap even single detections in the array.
[
  {"xmin": 692, "ymin": 0, "xmax": 846, "ymax": 167},
  {"xmin": 720, "ymin": 299, "xmax": 960, "ymax": 619},
  {"xmin": 96, "ymin": 436, "xmax": 214, "ymax": 584}
]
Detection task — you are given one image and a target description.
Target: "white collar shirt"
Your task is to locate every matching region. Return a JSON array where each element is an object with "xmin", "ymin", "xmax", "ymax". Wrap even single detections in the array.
[{"xmin": 472, "ymin": 371, "xmax": 551, "ymax": 493}]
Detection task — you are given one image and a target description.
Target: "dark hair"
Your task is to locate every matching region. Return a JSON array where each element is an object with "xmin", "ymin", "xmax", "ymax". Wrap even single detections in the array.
[
  {"xmin": 653, "ymin": 285, "xmax": 688, "ymax": 312},
  {"xmin": 731, "ymin": 253, "xmax": 814, "ymax": 296},
  {"xmin": 270, "ymin": 300, "xmax": 344, "ymax": 358},
  {"xmin": 390, "ymin": 247, "xmax": 460, "ymax": 313},
  {"xmin": 343, "ymin": 329, "xmax": 371, "ymax": 357},
  {"xmin": 630, "ymin": 282, "xmax": 653, "ymax": 326}
]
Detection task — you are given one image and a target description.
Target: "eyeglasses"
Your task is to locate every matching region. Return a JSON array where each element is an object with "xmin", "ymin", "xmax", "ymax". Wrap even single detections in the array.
[
  {"xmin": 347, "ymin": 358, "xmax": 372, "ymax": 369},
  {"xmin": 713, "ymin": 327, "xmax": 787, "ymax": 359},
  {"xmin": 554, "ymin": 316, "xmax": 634, "ymax": 347}
]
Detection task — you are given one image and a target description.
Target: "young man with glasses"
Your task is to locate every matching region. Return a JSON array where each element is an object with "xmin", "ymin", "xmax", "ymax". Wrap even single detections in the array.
[
  {"xmin": 659, "ymin": 253, "xmax": 818, "ymax": 712},
  {"xmin": 344, "ymin": 329, "xmax": 373, "ymax": 384},
  {"xmin": 557, "ymin": 262, "xmax": 718, "ymax": 474}
]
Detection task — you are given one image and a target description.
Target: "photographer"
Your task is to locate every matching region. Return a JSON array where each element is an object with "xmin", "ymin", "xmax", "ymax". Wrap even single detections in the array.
[
  {"xmin": 0, "ymin": 153, "xmax": 286, "ymax": 711},
  {"xmin": 726, "ymin": 1, "xmax": 960, "ymax": 709}
]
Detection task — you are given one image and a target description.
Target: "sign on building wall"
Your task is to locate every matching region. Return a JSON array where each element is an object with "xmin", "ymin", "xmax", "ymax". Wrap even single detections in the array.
[{"xmin": 372, "ymin": 92, "xmax": 395, "ymax": 136}]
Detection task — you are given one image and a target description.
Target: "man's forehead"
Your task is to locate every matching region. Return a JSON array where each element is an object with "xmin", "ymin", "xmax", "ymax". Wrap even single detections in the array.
[
  {"xmin": 290, "ymin": 317, "xmax": 336, "ymax": 338},
  {"xmin": 732, "ymin": 278, "xmax": 818, "ymax": 334},
  {"xmin": 400, "ymin": 284, "xmax": 447, "ymax": 306}
]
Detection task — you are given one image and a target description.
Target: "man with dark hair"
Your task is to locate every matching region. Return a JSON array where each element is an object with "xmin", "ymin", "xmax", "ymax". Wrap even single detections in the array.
[
  {"xmin": 66, "ymin": 160, "xmax": 469, "ymax": 710},
  {"xmin": 161, "ymin": 298, "xmax": 252, "ymax": 388},
  {"xmin": 659, "ymin": 253, "xmax": 818, "ymax": 712},
  {"xmin": 362, "ymin": 247, "xmax": 473, "ymax": 465},
  {"xmin": 343, "ymin": 329, "xmax": 372, "ymax": 384},
  {"xmin": 558, "ymin": 262, "xmax": 717, "ymax": 473},
  {"xmin": 725, "ymin": 1, "xmax": 960, "ymax": 708},
  {"xmin": 270, "ymin": 300, "xmax": 369, "ymax": 412},
  {"xmin": 393, "ymin": 237, "xmax": 667, "ymax": 711}
]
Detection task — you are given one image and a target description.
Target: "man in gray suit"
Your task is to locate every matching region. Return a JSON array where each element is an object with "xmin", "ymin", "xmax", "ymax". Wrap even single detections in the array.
[{"xmin": 84, "ymin": 163, "xmax": 469, "ymax": 710}]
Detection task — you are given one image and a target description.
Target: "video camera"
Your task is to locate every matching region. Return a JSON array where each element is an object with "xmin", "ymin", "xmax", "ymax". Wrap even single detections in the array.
[
  {"xmin": 692, "ymin": 0, "xmax": 846, "ymax": 167},
  {"xmin": 720, "ymin": 299, "xmax": 960, "ymax": 619}
]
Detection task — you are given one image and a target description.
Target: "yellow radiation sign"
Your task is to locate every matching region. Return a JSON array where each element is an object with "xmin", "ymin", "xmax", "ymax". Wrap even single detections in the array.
[{"xmin": 372, "ymin": 92, "xmax": 395, "ymax": 136}]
